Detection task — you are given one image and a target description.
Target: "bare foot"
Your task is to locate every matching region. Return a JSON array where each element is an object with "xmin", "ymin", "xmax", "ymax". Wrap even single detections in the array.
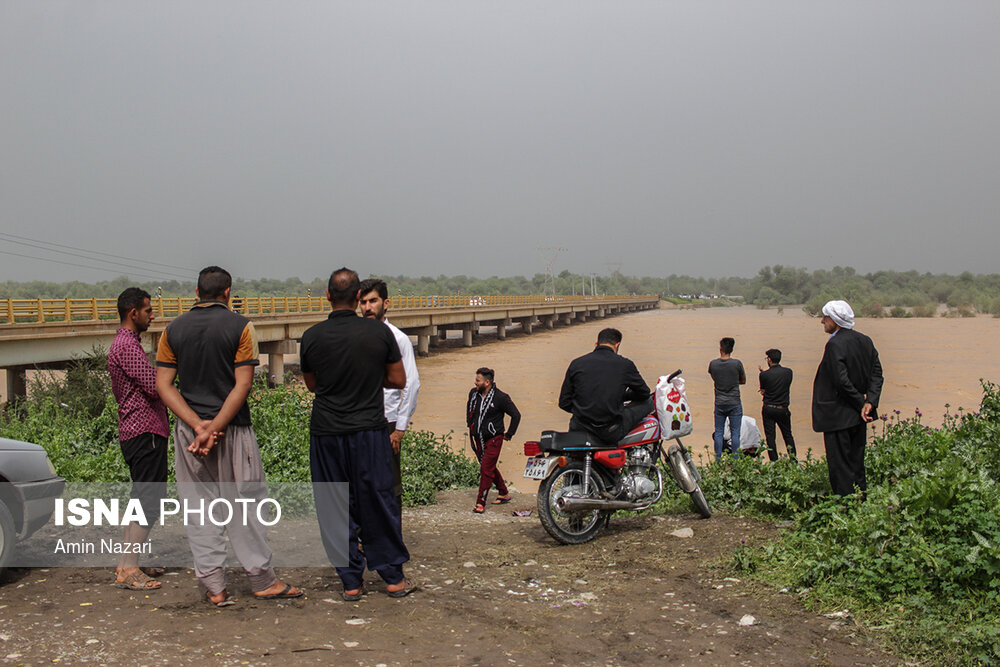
[{"xmin": 205, "ymin": 589, "xmax": 234, "ymax": 607}]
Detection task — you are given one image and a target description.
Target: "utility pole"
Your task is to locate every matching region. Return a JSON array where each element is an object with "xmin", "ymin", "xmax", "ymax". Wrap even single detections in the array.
[{"xmin": 537, "ymin": 247, "xmax": 567, "ymax": 296}]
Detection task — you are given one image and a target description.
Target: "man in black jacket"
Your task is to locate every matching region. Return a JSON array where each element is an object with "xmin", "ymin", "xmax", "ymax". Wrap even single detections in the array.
[
  {"xmin": 467, "ymin": 367, "xmax": 521, "ymax": 513},
  {"xmin": 559, "ymin": 328, "xmax": 653, "ymax": 444},
  {"xmin": 758, "ymin": 348, "xmax": 796, "ymax": 461},
  {"xmin": 811, "ymin": 300, "xmax": 884, "ymax": 496}
]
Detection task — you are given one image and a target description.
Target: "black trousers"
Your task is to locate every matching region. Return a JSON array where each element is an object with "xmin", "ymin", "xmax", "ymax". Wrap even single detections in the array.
[
  {"xmin": 823, "ymin": 422, "xmax": 867, "ymax": 496},
  {"xmin": 761, "ymin": 405, "xmax": 796, "ymax": 462},
  {"xmin": 119, "ymin": 432, "xmax": 168, "ymax": 524}
]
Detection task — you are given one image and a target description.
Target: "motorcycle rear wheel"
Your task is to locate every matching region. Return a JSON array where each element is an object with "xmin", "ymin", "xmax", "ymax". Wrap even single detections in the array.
[{"xmin": 537, "ymin": 462, "xmax": 609, "ymax": 544}]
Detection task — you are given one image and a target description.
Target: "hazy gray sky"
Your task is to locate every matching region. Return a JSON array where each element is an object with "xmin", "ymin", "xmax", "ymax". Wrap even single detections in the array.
[{"xmin": 2, "ymin": 1, "xmax": 998, "ymax": 284}]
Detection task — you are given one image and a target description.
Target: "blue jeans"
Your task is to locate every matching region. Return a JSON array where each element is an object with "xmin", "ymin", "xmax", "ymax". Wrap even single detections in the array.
[{"xmin": 714, "ymin": 404, "xmax": 743, "ymax": 461}]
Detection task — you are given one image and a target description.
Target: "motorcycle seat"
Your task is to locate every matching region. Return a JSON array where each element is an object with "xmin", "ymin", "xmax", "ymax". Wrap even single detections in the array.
[{"xmin": 540, "ymin": 430, "xmax": 621, "ymax": 452}]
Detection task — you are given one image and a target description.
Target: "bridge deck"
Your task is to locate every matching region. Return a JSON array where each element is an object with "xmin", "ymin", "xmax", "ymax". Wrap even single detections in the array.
[{"xmin": 0, "ymin": 295, "xmax": 660, "ymax": 400}]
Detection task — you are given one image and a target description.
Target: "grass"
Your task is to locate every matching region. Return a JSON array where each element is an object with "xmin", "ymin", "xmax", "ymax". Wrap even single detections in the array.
[
  {"xmin": 650, "ymin": 383, "xmax": 1000, "ymax": 664},
  {"xmin": 0, "ymin": 355, "xmax": 478, "ymax": 507}
]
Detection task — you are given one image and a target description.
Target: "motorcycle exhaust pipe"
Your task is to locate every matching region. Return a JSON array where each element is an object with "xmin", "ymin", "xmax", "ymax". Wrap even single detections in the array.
[{"xmin": 555, "ymin": 497, "xmax": 645, "ymax": 512}]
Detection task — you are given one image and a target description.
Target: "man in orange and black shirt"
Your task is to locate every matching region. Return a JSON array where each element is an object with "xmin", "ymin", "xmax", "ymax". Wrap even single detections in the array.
[{"xmin": 156, "ymin": 266, "xmax": 301, "ymax": 607}]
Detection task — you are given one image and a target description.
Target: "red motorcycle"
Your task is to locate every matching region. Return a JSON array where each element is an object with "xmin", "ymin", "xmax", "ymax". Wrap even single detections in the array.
[{"xmin": 523, "ymin": 371, "xmax": 710, "ymax": 544}]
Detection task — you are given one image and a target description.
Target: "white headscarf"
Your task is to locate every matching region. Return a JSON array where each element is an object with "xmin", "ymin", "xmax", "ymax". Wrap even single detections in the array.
[{"xmin": 822, "ymin": 300, "xmax": 855, "ymax": 330}]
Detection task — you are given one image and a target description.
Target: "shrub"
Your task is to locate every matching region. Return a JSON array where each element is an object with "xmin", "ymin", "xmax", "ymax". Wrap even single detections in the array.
[
  {"xmin": 399, "ymin": 430, "xmax": 480, "ymax": 506},
  {"xmin": 2, "ymin": 370, "xmax": 478, "ymax": 506},
  {"xmin": 911, "ymin": 303, "xmax": 937, "ymax": 318},
  {"xmin": 888, "ymin": 306, "xmax": 910, "ymax": 318},
  {"xmin": 742, "ymin": 383, "xmax": 1000, "ymax": 662},
  {"xmin": 860, "ymin": 301, "xmax": 884, "ymax": 318},
  {"xmin": 27, "ymin": 348, "xmax": 111, "ymax": 419},
  {"xmin": 698, "ymin": 449, "xmax": 830, "ymax": 519}
]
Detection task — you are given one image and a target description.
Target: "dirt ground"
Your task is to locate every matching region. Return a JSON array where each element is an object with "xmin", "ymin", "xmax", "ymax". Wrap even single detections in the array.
[{"xmin": 0, "ymin": 489, "xmax": 898, "ymax": 666}]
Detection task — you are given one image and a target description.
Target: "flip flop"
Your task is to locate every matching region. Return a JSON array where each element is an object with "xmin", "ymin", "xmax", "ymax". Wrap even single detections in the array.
[
  {"xmin": 342, "ymin": 589, "xmax": 363, "ymax": 601},
  {"xmin": 206, "ymin": 590, "xmax": 235, "ymax": 607},
  {"xmin": 473, "ymin": 504, "xmax": 485, "ymax": 514},
  {"xmin": 492, "ymin": 495, "xmax": 512, "ymax": 505},
  {"xmin": 114, "ymin": 570, "xmax": 162, "ymax": 591},
  {"xmin": 386, "ymin": 583, "xmax": 419, "ymax": 598},
  {"xmin": 140, "ymin": 566, "xmax": 166, "ymax": 577},
  {"xmin": 254, "ymin": 583, "xmax": 304, "ymax": 600}
]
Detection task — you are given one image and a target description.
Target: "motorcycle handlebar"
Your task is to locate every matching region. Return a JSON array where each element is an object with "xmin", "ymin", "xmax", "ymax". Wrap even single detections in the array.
[{"xmin": 666, "ymin": 369, "xmax": 682, "ymax": 382}]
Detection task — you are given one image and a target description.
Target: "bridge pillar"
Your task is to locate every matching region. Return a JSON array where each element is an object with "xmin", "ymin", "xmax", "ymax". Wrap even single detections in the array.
[
  {"xmin": 496, "ymin": 318, "xmax": 512, "ymax": 340},
  {"xmin": 597, "ymin": 308, "xmax": 606, "ymax": 318},
  {"xmin": 430, "ymin": 327, "xmax": 447, "ymax": 347},
  {"xmin": 462, "ymin": 324, "xmax": 474, "ymax": 347},
  {"xmin": 576, "ymin": 311, "xmax": 587, "ymax": 323},
  {"xmin": 540, "ymin": 315, "xmax": 555, "ymax": 329},
  {"xmin": 415, "ymin": 326, "xmax": 436, "ymax": 357},
  {"xmin": 560, "ymin": 313, "xmax": 572, "ymax": 326},
  {"xmin": 518, "ymin": 317, "xmax": 533, "ymax": 335},
  {"xmin": 4, "ymin": 365, "xmax": 28, "ymax": 405},
  {"xmin": 260, "ymin": 339, "xmax": 297, "ymax": 386}
]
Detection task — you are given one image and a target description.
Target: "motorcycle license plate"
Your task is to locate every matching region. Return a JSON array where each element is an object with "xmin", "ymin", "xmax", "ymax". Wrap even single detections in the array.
[{"xmin": 523, "ymin": 456, "xmax": 550, "ymax": 479}]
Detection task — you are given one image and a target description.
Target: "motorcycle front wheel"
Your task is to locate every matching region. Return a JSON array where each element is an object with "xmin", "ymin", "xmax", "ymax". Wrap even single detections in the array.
[
  {"xmin": 667, "ymin": 446, "xmax": 712, "ymax": 519},
  {"xmin": 537, "ymin": 462, "xmax": 609, "ymax": 544},
  {"xmin": 690, "ymin": 487, "xmax": 711, "ymax": 519}
]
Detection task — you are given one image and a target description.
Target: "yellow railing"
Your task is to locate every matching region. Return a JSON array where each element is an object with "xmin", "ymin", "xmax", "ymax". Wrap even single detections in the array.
[{"xmin": 0, "ymin": 294, "xmax": 651, "ymax": 325}]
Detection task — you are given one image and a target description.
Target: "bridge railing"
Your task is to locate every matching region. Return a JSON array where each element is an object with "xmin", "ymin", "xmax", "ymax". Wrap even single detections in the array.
[{"xmin": 0, "ymin": 294, "xmax": 652, "ymax": 325}]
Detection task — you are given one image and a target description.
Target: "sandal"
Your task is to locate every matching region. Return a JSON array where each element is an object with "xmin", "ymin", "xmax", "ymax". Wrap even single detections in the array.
[
  {"xmin": 206, "ymin": 590, "xmax": 235, "ymax": 607},
  {"xmin": 492, "ymin": 495, "xmax": 512, "ymax": 505},
  {"xmin": 253, "ymin": 583, "xmax": 304, "ymax": 600},
  {"xmin": 114, "ymin": 569, "xmax": 162, "ymax": 591},
  {"xmin": 473, "ymin": 504, "xmax": 485, "ymax": 514},
  {"xmin": 140, "ymin": 566, "xmax": 166, "ymax": 577},
  {"xmin": 342, "ymin": 588, "xmax": 363, "ymax": 601},
  {"xmin": 386, "ymin": 582, "xmax": 419, "ymax": 598}
]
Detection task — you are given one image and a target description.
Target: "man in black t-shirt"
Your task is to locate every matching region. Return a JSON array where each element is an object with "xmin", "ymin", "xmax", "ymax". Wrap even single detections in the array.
[
  {"xmin": 300, "ymin": 267, "xmax": 410, "ymax": 600},
  {"xmin": 758, "ymin": 348, "xmax": 796, "ymax": 462}
]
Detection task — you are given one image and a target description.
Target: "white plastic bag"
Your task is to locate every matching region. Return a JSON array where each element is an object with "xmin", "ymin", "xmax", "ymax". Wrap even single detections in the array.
[
  {"xmin": 723, "ymin": 416, "xmax": 763, "ymax": 451},
  {"xmin": 655, "ymin": 374, "xmax": 693, "ymax": 440}
]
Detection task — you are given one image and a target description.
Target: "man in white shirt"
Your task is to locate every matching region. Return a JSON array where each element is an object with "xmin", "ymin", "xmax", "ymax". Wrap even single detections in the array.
[{"xmin": 359, "ymin": 279, "xmax": 420, "ymax": 509}]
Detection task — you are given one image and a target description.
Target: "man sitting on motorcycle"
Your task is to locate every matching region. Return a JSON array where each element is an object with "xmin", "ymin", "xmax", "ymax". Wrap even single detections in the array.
[{"xmin": 558, "ymin": 328, "xmax": 654, "ymax": 444}]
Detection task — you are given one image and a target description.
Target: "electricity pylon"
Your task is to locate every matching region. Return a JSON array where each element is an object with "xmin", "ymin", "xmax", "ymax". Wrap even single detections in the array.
[{"xmin": 538, "ymin": 247, "xmax": 567, "ymax": 296}]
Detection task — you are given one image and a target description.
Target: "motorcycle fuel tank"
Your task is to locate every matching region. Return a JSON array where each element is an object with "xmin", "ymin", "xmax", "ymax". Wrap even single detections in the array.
[{"xmin": 618, "ymin": 416, "xmax": 660, "ymax": 447}]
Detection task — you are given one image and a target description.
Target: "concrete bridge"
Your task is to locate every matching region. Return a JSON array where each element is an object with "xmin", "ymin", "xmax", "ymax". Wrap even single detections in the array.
[{"xmin": 0, "ymin": 295, "xmax": 660, "ymax": 402}]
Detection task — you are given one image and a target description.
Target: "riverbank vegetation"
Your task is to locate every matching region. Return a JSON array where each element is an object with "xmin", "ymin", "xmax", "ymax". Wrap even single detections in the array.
[
  {"xmin": 0, "ymin": 357, "xmax": 478, "ymax": 507},
  {"xmin": 4, "ymin": 265, "xmax": 1000, "ymax": 316},
  {"xmin": 656, "ymin": 382, "xmax": 1000, "ymax": 663}
]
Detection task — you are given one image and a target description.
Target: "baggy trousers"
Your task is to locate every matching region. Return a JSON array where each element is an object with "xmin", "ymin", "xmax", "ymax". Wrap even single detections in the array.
[
  {"xmin": 824, "ymin": 422, "xmax": 868, "ymax": 496},
  {"xmin": 174, "ymin": 422, "xmax": 277, "ymax": 595},
  {"xmin": 311, "ymin": 430, "xmax": 409, "ymax": 591},
  {"xmin": 472, "ymin": 434, "xmax": 508, "ymax": 506}
]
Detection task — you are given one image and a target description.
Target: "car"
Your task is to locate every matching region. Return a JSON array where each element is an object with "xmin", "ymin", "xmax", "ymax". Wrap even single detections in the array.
[{"xmin": 0, "ymin": 437, "xmax": 66, "ymax": 573}]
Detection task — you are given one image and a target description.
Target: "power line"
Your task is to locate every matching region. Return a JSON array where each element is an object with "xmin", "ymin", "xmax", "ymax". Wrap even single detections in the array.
[
  {"xmin": 0, "ymin": 231, "xmax": 199, "ymax": 274},
  {"xmin": 0, "ymin": 236, "xmax": 192, "ymax": 281},
  {"xmin": 0, "ymin": 248, "xmax": 183, "ymax": 283},
  {"xmin": 537, "ymin": 247, "xmax": 567, "ymax": 296}
]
